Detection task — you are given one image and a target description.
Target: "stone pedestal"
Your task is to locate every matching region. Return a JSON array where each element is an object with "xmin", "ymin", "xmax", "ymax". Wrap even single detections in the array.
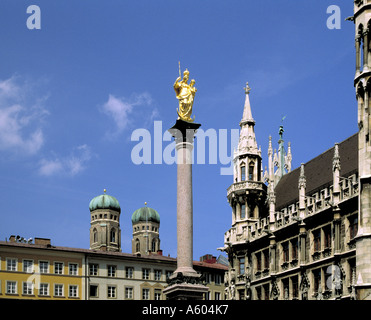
[{"xmin": 163, "ymin": 119, "xmax": 208, "ymax": 300}]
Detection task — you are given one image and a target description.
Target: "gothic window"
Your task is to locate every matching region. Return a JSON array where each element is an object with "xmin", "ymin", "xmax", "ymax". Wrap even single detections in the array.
[
  {"xmin": 249, "ymin": 162, "xmax": 254, "ymax": 180},
  {"xmin": 349, "ymin": 216, "xmax": 358, "ymax": 239},
  {"xmin": 282, "ymin": 242, "xmax": 289, "ymax": 263},
  {"xmin": 240, "ymin": 204, "xmax": 246, "ymax": 219},
  {"xmin": 313, "ymin": 229, "xmax": 321, "ymax": 253},
  {"xmin": 256, "ymin": 252, "xmax": 262, "ymax": 272},
  {"xmin": 135, "ymin": 239, "xmax": 140, "ymax": 252},
  {"xmin": 313, "ymin": 269, "xmax": 321, "ymax": 294},
  {"xmin": 283, "ymin": 279, "xmax": 289, "ymax": 299},
  {"xmin": 241, "ymin": 165, "xmax": 246, "ymax": 181},
  {"xmin": 323, "ymin": 225, "xmax": 332, "ymax": 249},
  {"xmin": 358, "ymin": 24, "xmax": 364, "ymax": 68},
  {"xmin": 291, "ymin": 238, "xmax": 298, "ymax": 261},
  {"xmin": 239, "ymin": 257, "xmax": 245, "ymax": 275}
]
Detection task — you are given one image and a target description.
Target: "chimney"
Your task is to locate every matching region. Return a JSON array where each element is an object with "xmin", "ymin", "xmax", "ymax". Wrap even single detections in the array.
[
  {"xmin": 157, "ymin": 249, "xmax": 163, "ymax": 256},
  {"xmin": 34, "ymin": 238, "xmax": 51, "ymax": 246}
]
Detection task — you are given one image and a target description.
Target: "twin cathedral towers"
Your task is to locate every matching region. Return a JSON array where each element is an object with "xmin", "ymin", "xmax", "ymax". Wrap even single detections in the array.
[{"xmin": 88, "ymin": 189, "xmax": 161, "ymax": 255}]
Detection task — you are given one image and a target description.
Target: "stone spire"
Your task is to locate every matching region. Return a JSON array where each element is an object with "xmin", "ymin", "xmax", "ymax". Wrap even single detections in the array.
[
  {"xmin": 271, "ymin": 122, "xmax": 291, "ymax": 186},
  {"xmin": 237, "ymin": 82, "xmax": 259, "ymax": 157},
  {"xmin": 332, "ymin": 143, "xmax": 341, "ymax": 205},
  {"xmin": 286, "ymin": 142, "xmax": 292, "ymax": 173},
  {"xmin": 240, "ymin": 82, "xmax": 255, "ymax": 126}
]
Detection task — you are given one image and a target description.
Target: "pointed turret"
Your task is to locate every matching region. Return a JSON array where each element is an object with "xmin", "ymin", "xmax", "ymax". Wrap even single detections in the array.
[
  {"xmin": 240, "ymin": 82, "xmax": 255, "ymax": 125},
  {"xmin": 227, "ymin": 81, "xmax": 267, "ymax": 228},
  {"xmin": 237, "ymin": 82, "xmax": 259, "ymax": 157}
]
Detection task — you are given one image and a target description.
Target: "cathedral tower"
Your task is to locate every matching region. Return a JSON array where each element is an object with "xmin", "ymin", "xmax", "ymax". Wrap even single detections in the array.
[
  {"xmin": 353, "ymin": 0, "xmax": 371, "ymax": 300},
  {"xmin": 131, "ymin": 204, "xmax": 161, "ymax": 255},
  {"xmin": 89, "ymin": 190, "xmax": 121, "ymax": 252}
]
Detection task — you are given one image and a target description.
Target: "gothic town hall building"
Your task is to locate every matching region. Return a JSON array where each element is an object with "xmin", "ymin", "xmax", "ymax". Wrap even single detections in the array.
[{"xmin": 220, "ymin": 1, "xmax": 371, "ymax": 300}]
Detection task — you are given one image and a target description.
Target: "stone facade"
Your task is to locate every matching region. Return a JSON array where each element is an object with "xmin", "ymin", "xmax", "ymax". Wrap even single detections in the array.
[
  {"xmin": 220, "ymin": 0, "xmax": 371, "ymax": 300},
  {"xmin": 0, "ymin": 239, "xmax": 227, "ymax": 300}
]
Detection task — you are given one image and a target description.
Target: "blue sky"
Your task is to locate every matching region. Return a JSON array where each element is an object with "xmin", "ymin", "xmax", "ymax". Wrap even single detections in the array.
[{"xmin": 0, "ymin": 0, "xmax": 357, "ymax": 260}]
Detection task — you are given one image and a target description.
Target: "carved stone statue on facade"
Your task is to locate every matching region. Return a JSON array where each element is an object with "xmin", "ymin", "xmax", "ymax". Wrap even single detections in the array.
[{"xmin": 230, "ymin": 279, "xmax": 236, "ymax": 300}]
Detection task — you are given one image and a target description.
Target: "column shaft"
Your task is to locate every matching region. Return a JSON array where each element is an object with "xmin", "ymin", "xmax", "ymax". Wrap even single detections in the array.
[{"xmin": 175, "ymin": 142, "xmax": 196, "ymax": 275}]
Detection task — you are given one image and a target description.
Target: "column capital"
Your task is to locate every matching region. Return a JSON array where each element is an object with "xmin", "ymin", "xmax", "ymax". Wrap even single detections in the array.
[{"xmin": 169, "ymin": 119, "xmax": 201, "ymax": 144}]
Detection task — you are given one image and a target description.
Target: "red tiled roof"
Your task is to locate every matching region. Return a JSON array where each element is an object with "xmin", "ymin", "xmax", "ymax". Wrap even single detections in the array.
[{"xmin": 0, "ymin": 241, "xmax": 227, "ymax": 271}]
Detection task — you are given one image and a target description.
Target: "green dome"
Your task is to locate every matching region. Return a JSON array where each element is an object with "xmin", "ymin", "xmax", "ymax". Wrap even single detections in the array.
[
  {"xmin": 89, "ymin": 193, "xmax": 121, "ymax": 213},
  {"xmin": 131, "ymin": 206, "xmax": 160, "ymax": 224}
]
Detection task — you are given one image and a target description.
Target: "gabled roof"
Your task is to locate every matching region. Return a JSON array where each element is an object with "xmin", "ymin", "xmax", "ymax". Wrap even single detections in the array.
[{"xmin": 275, "ymin": 133, "xmax": 358, "ymax": 210}]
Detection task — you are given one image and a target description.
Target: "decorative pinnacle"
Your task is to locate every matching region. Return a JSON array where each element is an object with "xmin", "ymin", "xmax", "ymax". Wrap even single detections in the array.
[
  {"xmin": 244, "ymin": 82, "xmax": 251, "ymax": 94},
  {"xmin": 298, "ymin": 163, "xmax": 306, "ymax": 189},
  {"xmin": 103, "ymin": 189, "xmax": 107, "ymax": 194},
  {"xmin": 144, "ymin": 202, "xmax": 147, "ymax": 206},
  {"xmin": 333, "ymin": 143, "xmax": 341, "ymax": 172}
]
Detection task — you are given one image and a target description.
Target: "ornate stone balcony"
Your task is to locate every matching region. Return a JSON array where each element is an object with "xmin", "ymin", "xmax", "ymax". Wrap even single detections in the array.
[{"xmin": 227, "ymin": 180, "xmax": 267, "ymax": 198}]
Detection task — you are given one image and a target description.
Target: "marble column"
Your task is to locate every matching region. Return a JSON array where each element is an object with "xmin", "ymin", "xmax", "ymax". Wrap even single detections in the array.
[
  {"xmin": 175, "ymin": 140, "xmax": 196, "ymax": 275},
  {"xmin": 164, "ymin": 119, "xmax": 208, "ymax": 300}
]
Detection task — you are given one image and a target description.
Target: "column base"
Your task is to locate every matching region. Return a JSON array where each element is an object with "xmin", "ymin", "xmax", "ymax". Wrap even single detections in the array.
[{"xmin": 164, "ymin": 271, "xmax": 209, "ymax": 300}]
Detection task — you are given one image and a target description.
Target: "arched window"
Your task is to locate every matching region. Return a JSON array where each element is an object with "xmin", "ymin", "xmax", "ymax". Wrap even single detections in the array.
[
  {"xmin": 356, "ymin": 24, "xmax": 365, "ymax": 73},
  {"xmin": 135, "ymin": 239, "xmax": 140, "ymax": 252},
  {"xmin": 241, "ymin": 165, "xmax": 246, "ymax": 181},
  {"xmin": 110, "ymin": 229, "xmax": 116, "ymax": 243},
  {"xmin": 152, "ymin": 239, "xmax": 157, "ymax": 253},
  {"xmin": 249, "ymin": 162, "xmax": 254, "ymax": 180},
  {"xmin": 240, "ymin": 203, "xmax": 246, "ymax": 219},
  {"xmin": 93, "ymin": 228, "xmax": 97, "ymax": 243}
]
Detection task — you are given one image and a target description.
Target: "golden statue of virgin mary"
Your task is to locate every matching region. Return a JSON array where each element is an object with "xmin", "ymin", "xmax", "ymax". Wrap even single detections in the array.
[{"xmin": 173, "ymin": 67, "xmax": 196, "ymax": 122}]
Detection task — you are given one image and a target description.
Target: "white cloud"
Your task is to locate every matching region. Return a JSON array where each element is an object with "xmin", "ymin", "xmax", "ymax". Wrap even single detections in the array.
[
  {"xmin": 100, "ymin": 92, "xmax": 158, "ymax": 137},
  {"xmin": 0, "ymin": 76, "xmax": 21, "ymax": 98},
  {"xmin": 38, "ymin": 144, "xmax": 93, "ymax": 177},
  {"xmin": 38, "ymin": 158, "xmax": 63, "ymax": 176},
  {"xmin": 0, "ymin": 76, "xmax": 48, "ymax": 155},
  {"xmin": 102, "ymin": 94, "xmax": 133, "ymax": 133}
]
